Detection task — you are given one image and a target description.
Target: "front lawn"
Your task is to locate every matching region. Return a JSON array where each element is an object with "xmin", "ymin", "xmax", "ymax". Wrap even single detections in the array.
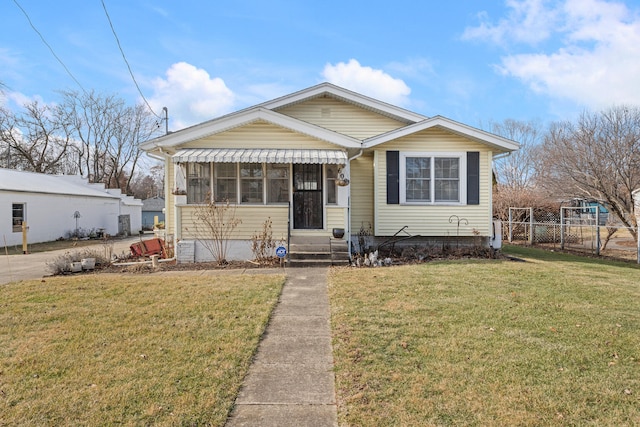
[
  {"xmin": 329, "ymin": 246, "xmax": 640, "ymax": 426},
  {"xmin": 0, "ymin": 273, "xmax": 284, "ymax": 426}
]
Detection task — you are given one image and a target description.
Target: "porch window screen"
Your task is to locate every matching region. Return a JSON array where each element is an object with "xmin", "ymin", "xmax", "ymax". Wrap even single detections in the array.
[
  {"xmin": 267, "ymin": 164, "xmax": 289, "ymax": 203},
  {"xmin": 187, "ymin": 163, "xmax": 210, "ymax": 204},
  {"xmin": 240, "ymin": 163, "xmax": 263, "ymax": 203},
  {"xmin": 326, "ymin": 164, "xmax": 338, "ymax": 204},
  {"xmin": 214, "ymin": 163, "xmax": 237, "ymax": 202}
]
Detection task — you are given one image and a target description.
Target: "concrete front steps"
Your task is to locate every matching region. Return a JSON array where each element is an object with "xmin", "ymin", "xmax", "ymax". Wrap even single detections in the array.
[{"xmin": 287, "ymin": 236, "xmax": 350, "ymax": 267}]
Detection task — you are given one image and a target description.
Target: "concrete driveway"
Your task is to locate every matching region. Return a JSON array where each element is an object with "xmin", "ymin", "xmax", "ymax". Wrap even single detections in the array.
[{"xmin": 1, "ymin": 236, "xmax": 144, "ymax": 285}]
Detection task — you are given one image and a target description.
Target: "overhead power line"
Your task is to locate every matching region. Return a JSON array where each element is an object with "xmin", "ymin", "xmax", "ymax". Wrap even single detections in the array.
[
  {"xmin": 12, "ymin": 0, "xmax": 87, "ymax": 94},
  {"xmin": 101, "ymin": 0, "xmax": 162, "ymax": 120}
]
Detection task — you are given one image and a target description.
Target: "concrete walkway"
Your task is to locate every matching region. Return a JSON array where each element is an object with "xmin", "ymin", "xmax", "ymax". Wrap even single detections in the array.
[{"xmin": 226, "ymin": 267, "xmax": 337, "ymax": 427}]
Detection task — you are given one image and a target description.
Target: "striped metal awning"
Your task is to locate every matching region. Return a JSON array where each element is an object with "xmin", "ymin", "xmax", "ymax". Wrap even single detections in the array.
[{"xmin": 172, "ymin": 148, "xmax": 347, "ymax": 164}]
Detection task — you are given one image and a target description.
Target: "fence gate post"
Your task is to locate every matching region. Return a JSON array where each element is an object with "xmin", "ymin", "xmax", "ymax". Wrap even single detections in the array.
[
  {"xmin": 560, "ymin": 207, "xmax": 565, "ymax": 250},
  {"xmin": 633, "ymin": 189, "xmax": 640, "ymax": 264},
  {"xmin": 529, "ymin": 207, "xmax": 534, "ymax": 245},
  {"xmin": 508, "ymin": 208, "xmax": 513, "ymax": 243},
  {"xmin": 595, "ymin": 207, "xmax": 600, "ymax": 256}
]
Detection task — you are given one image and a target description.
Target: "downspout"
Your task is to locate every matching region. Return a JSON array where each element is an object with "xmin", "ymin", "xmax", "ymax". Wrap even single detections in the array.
[{"xmin": 347, "ymin": 146, "xmax": 364, "ymax": 261}]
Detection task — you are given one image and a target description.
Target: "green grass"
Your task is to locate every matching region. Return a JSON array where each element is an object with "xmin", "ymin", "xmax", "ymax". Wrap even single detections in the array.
[
  {"xmin": 329, "ymin": 246, "xmax": 640, "ymax": 426},
  {"xmin": 0, "ymin": 273, "xmax": 284, "ymax": 426}
]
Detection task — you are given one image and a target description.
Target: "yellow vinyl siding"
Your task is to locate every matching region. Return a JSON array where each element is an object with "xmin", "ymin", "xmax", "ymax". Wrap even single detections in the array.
[
  {"xmin": 179, "ymin": 205, "xmax": 289, "ymax": 240},
  {"xmin": 181, "ymin": 121, "xmax": 341, "ymax": 150},
  {"xmin": 349, "ymin": 154, "xmax": 374, "ymax": 233},
  {"xmin": 276, "ymin": 97, "xmax": 407, "ymax": 139},
  {"xmin": 326, "ymin": 206, "xmax": 348, "ymax": 231},
  {"xmin": 373, "ymin": 128, "xmax": 493, "ymax": 236}
]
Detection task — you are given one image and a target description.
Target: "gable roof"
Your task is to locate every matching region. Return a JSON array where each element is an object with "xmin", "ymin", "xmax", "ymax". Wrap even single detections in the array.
[
  {"xmin": 142, "ymin": 197, "xmax": 165, "ymax": 211},
  {"xmin": 364, "ymin": 116, "xmax": 520, "ymax": 153},
  {"xmin": 260, "ymin": 82, "xmax": 427, "ymax": 123},
  {"xmin": 140, "ymin": 83, "xmax": 519, "ymax": 155},
  {"xmin": 140, "ymin": 107, "xmax": 362, "ymax": 151},
  {"xmin": 0, "ymin": 168, "xmax": 120, "ymax": 199}
]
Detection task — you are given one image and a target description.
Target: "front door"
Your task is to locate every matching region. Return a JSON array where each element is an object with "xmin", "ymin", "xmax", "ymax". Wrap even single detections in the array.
[{"xmin": 293, "ymin": 164, "xmax": 323, "ymax": 229}]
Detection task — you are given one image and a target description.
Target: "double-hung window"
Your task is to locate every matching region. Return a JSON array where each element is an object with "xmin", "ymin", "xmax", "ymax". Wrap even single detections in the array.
[{"xmin": 400, "ymin": 153, "xmax": 464, "ymax": 204}]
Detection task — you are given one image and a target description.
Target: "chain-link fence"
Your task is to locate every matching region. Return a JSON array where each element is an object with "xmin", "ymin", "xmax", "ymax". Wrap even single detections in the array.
[{"xmin": 507, "ymin": 206, "xmax": 639, "ymax": 262}]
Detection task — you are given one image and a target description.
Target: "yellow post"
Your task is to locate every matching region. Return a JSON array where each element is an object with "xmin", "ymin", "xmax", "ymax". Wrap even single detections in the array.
[
  {"xmin": 154, "ymin": 215, "xmax": 159, "ymax": 226},
  {"xmin": 22, "ymin": 221, "xmax": 28, "ymax": 254}
]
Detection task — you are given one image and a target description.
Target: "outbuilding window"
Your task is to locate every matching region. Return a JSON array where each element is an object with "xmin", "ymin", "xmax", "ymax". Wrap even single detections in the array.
[{"xmin": 12, "ymin": 203, "xmax": 25, "ymax": 232}]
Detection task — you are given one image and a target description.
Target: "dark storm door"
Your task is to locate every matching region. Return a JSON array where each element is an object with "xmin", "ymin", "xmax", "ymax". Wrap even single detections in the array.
[{"xmin": 293, "ymin": 164, "xmax": 323, "ymax": 229}]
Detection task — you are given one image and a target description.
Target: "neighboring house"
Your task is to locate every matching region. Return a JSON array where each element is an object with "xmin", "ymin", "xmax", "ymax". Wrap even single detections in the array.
[
  {"xmin": 140, "ymin": 83, "xmax": 519, "ymax": 262},
  {"xmin": 142, "ymin": 197, "xmax": 165, "ymax": 229},
  {"xmin": 0, "ymin": 168, "xmax": 143, "ymax": 246}
]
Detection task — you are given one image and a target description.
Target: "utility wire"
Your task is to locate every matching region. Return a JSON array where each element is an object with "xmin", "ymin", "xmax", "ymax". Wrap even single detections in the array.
[
  {"xmin": 12, "ymin": 0, "xmax": 87, "ymax": 94},
  {"xmin": 101, "ymin": 0, "xmax": 162, "ymax": 120}
]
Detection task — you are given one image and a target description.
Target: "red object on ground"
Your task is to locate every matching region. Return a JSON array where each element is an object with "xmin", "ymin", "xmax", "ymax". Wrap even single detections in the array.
[{"xmin": 130, "ymin": 238, "xmax": 165, "ymax": 258}]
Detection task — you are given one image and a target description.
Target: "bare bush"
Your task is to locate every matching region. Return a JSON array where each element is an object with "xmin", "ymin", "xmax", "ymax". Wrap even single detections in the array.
[
  {"xmin": 189, "ymin": 198, "xmax": 241, "ymax": 265},
  {"xmin": 250, "ymin": 217, "xmax": 283, "ymax": 266},
  {"xmin": 46, "ymin": 248, "xmax": 109, "ymax": 275}
]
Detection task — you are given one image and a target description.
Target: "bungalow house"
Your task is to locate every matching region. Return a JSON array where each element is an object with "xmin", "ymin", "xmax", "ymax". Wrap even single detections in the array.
[{"xmin": 140, "ymin": 83, "xmax": 519, "ymax": 263}]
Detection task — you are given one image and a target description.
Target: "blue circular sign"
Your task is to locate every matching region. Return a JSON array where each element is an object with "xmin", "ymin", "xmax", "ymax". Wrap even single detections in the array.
[{"xmin": 275, "ymin": 246, "xmax": 287, "ymax": 258}]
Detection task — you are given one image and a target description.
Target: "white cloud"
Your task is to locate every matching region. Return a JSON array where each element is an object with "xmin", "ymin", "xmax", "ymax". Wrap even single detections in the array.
[
  {"xmin": 322, "ymin": 59, "xmax": 411, "ymax": 106},
  {"xmin": 462, "ymin": 0, "xmax": 558, "ymax": 45},
  {"xmin": 1, "ymin": 91, "xmax": 48, "ymax": 110},
  {"xmin": 465, "ymin": 0, "xmax": 640, "ymax": 109},
  {"xmin": 149, "ymin": 62, "xmax": 235, "ymax": 130}
]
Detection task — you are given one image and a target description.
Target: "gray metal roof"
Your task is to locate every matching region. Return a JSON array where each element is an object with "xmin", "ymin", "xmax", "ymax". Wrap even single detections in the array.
[{"xmin": 0, "ymin": 168, "xmax": 120, "ymax": 199}]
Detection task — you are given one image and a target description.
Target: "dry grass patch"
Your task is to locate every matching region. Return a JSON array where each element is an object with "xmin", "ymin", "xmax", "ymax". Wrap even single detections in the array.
[
  {"xmin": 329, "ymin": 247, "xmax": 640, "ymax": 426},
  {"xmin": 0, "ymin": 273, "xmax": 284, "ymax": 426}
]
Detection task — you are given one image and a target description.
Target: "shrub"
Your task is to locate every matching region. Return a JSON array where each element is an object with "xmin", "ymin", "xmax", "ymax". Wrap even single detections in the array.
[{"xmin": 46, "ymin": 249, "xmax": 109, "ymax": 275}]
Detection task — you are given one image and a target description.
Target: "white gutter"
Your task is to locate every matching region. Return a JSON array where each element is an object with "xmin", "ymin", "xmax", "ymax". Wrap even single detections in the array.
[{"xmin": 493, "ymin": 151, "xmax": 512, "ymax": 160}]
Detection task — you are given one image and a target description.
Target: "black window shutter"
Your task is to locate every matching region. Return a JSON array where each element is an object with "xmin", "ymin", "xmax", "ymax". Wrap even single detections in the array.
[
  {"xmin": 467, "ymin": 151, "xmax": 480, "ymax": 205},
  {"xmin": 386, "ymin": 151, "xmax": 400, "ymax": 204}
]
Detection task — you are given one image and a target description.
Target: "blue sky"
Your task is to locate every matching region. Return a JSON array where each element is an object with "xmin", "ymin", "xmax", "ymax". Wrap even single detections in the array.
[{"xmin": 3, "ymin": 0, "xmax": 640, "ymax": 131}]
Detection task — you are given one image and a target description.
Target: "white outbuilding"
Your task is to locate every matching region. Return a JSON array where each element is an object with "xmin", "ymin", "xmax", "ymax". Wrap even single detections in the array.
[{"xmin": 0, "ymin": 168, "xmax": 143, "ymax": 247}]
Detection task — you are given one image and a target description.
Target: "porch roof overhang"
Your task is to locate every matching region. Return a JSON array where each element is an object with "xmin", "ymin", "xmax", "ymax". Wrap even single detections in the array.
[{"xmin": 172, "ymin": 148, "xmax": 348, "ymax": 164}]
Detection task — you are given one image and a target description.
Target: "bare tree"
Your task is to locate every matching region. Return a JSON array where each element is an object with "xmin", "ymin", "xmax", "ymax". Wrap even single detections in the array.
[
  {"xmin": 61, "ymin": 90, "xmax": 159, "ymax": 193},
  {"xmin": 490, "ymin": 119, "xmax": 542, "ymax": 191},
  {"xmin": 487, "ymin": 119, "xmax": 549, "ymax": 222},
  {"xmin": 537, "ymin": 106, "xmax": 640, "ymax": 239},
  {"xmin": 0, "ymin": 101, "xmax": 77, "ymax": 174},
  {"xmin": 129, "ymin": 164, "xmax": 164, "ymax": 200}
]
